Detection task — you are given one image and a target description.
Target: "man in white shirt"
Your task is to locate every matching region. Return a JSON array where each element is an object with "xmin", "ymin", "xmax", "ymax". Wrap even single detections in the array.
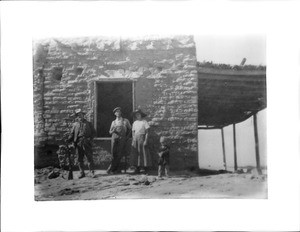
[{"xmin": 131, "ymin": 109, "xmax": 150, "ymax": 174}]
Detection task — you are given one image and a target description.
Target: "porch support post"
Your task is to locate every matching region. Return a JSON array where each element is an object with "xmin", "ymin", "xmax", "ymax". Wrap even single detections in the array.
[
  {"xmin": 221, "ymin": 127, "xmax": 227, "ymax": 171},
  {"xmin": 233, "ymin": 123, "xmax": 238, "ymax": 172},
  {"xmin": 253, "ymin": 113, "xmax": 262, "ymax": 175}
]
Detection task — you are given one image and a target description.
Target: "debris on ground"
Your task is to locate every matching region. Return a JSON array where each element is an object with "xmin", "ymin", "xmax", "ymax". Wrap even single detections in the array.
[
  {"xmin": 58, "ymin": 188, "xmax": 80, "ymax": 196},
  {"xmin": 34, "ymin": 169, "xmax": 268, "ymax": 200},
  {"xmin": 47, "ymin": 170, "xmax": 60, "ymax": 179}
]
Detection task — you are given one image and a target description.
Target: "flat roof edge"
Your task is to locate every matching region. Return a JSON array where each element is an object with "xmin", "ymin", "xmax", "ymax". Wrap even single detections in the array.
[{"xmin": 197, "ymin": 67, "xmax": 266, "ymax": 76}]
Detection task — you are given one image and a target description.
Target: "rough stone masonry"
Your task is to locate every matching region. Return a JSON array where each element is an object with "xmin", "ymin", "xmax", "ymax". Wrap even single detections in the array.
[{"xmin": 33, "ymin": 35, "xmax": 198, "ymax": 170}]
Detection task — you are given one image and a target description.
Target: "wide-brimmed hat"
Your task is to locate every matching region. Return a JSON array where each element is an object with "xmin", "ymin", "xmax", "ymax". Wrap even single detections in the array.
[
  {"xmin": 71, "ymin": 109, "xmax": 85, "ymax": 117},
  {"xmin": 113, "ymin": 107, "xmax": 122, "ymax": 114},
  {"xmin": 132, "ymin": 109, "xmax": 147, "ymax": 118}
]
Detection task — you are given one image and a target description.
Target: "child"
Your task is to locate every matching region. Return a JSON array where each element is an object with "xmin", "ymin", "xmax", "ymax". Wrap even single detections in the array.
[{"xmin": 158, "ymin": 136, "xmax": 170, "ymax": 178}]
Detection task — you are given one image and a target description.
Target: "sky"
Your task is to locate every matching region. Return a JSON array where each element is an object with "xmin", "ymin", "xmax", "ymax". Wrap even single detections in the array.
[
  {"xmin": 195, "ymin": 35, "xmax": 267, "ymax": 169},
  {"xmin": 195, "ymin": 34, "xmax": 266, "ymax": 65},
  {"xmin": 198, "ymin": 110, "xmax": 267, "ymax": 170}
]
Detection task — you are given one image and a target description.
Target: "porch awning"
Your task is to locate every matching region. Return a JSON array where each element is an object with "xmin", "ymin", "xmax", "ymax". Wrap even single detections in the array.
[{"xmin": 198, "ymin": 66, "xmax": 266, "ymax": 129}]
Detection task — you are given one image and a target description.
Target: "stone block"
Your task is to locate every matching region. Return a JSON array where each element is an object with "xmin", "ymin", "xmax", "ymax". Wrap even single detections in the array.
[
  {"xmin": 43, "ymin": 114, "xmax": 52, "ymax": 119},
  {"xmin": 44, "ymin": 92, "xmax": 56, "ymax": 97},
  {"xmin": 66, "ymin": 105, "xmax": 79, "ymax": 109},
  {"xmin": 56, "ymin": 127, "xmax": 68, "ymax": 132},
  {"xmin": 60, "ymin": 110, "xmax": 73, "ymax": 114},
  {"xmin": 74, "ymin": 92, "xmax": 87, "ymax": 97},
  {"xmin": 48, "ymin": 132, "xmax": 60, "ymax": 136},
  {"xmin": 50, "ymin": 109, "xmax": 60, "ymax": 114}
]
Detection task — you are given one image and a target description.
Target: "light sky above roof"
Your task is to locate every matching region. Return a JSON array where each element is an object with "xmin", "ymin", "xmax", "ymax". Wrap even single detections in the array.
[{"xmin": 195, "ymin": 34, "xmax": 266, "ymax": 66}]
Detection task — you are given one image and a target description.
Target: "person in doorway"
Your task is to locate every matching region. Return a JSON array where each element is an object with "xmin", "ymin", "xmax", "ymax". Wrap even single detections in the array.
[
  {"xmin": 157, "ymin": 136, "xmax": 170, "ymax": 178},
  {"xmin": 131, "ymin": 109, "xmax": 150, "ymax": 174},
  {"xmin": 67, "ymin": 109, "xmax": 96, "ymax": 178},
  {"xmin": 107, "ymin": 107, "xmax": 132, "ymax": 174}
]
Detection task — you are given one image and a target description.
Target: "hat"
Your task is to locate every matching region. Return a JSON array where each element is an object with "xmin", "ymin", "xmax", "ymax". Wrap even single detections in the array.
[
  {"xmin": 72, "ymin": 109, "xmax": 85, "ymax": 116},
  {"xmin": 113, "ymin": 107, "xmax": 122, "ymax": 114},
  {"xmin": 132, "ymin": 109, "xmax": 147, "ymax": 118}
]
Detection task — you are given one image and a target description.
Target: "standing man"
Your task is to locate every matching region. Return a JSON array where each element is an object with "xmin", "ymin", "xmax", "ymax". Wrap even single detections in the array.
[
  {"xmin": 107, "ymin": 107, "xmax": 132, "ymax": 174},
  {"xmin": 68, "ymin": 109, "xmax": 96, "ymax": 178},
  {"xmin": 131, "ymin": 109, "xmax": 150, "ymax": 174}
]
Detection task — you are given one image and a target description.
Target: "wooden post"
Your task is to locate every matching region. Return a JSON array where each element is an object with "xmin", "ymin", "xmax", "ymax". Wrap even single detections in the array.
[
  {"xmin": 233, "ymin": 123, "xmax": 238, "ymax": 172},
  {"xmin": 221, "ymin": 128, "xmax": 227, "ymax": 171},
  {"xmin": 253, "ymin": 113, "xmax": 262, "ymax": 175}
]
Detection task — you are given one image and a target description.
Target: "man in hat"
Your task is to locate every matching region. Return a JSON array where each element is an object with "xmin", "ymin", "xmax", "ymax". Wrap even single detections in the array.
[
  {"xmin": 67, "ymin": 109, "xmax": 96, "ymax": 178},
  {"xmin": 131, "ymin": 109, "xmax": 150, "ymax": 174},
  {"xmin": 107, "ymin": 107, "xmax": 132, "ymax": 174}
]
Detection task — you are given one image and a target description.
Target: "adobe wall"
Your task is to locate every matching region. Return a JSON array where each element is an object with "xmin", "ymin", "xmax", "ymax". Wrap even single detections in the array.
[{"xmin": 33, "ymin": 36, "xmax": 198, "ymax": 170}]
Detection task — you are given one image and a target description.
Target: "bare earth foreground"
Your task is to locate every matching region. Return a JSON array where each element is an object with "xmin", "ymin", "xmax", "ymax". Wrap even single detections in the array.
[{"xmin": 35, "ymin": 167, "xmax": 267, "ymax": 200}]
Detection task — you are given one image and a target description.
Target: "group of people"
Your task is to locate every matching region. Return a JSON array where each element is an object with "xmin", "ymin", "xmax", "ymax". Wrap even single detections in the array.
[{"xmin": 66, "ymin": 107, "xmax": 170, "ymax": 179}]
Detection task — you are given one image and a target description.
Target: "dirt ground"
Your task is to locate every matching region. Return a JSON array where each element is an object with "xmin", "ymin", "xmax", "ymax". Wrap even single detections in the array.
[{"xmin": 34, "ymin": 167, "xmax": 267, "ymax": 200}]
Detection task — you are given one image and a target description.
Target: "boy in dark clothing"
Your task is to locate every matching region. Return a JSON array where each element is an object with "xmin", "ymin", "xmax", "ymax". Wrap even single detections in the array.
[{"xmin": 158, "ymin": 137, "xmax": 170, "ymax": 178}]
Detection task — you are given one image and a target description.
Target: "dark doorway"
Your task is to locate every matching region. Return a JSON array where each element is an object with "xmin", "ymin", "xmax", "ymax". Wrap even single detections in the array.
[{"xmin": 96, "ymin": 81, "xmax": 133, "ymax": 137}]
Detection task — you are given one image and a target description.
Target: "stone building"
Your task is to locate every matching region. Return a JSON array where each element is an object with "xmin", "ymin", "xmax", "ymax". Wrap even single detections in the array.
[{"xmin": 33, "ymin": 35, "xmax": 198, "ymax": 170}]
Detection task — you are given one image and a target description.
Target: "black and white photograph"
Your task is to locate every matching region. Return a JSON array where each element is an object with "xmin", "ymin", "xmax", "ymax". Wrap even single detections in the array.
[
  {"xmin": 1, "ymin": 1, "xmax": 300, "ymax": 231},
  {"xmin": 33, "ymin": 34, "xmax": 267, "ymax": 200}
]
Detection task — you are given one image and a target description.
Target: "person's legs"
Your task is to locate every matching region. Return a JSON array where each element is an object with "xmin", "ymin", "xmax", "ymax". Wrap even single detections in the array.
[
  {"xmin": 158, "ymin": 165, "xmax": 162, "ymax": 177},
  {"xmin": 114, "ymin": 137, "xmax": 126, "ymax": 172},
  {"xmin": 143, "ymin": 143, "xmax": 151, "ymax": 174},
  {"xmin": 130, "ymin": 138, "xmax": 140, "ymax": 173},
  {"xmin": 165, "ymin": 164, "xmax": 169, "ymax": 177},
  {"xmin": 77, "ymin": 145, "xmax": 85, "ymax": 178},
  {"xmin": 137, "ymin": 135, "xmax": 147, "ymax": 172},
  {"xmin": 84, "ymin": 141, "xmax": 95, "ymax": 176},
  {"xmin": 129, "ymin": 140, "xmax": 137, "ymax": 170},
  {"xmin": 107, "ymin": 137, "xmax": 126, "ymax": 173},
  {"xmin": 142, "ymin": 143, "xmax": 148, "ymax": 168},
  {"xmin": 137, "ymin": 137, "xmax": 142, "ymax": 168},
  {"xmin": 107, "ymin": 138, "xmax": 118, "ymax": 173},
  {"xmin": 134, "ymin": 137, "xmax": 142, "ymax": 173}
]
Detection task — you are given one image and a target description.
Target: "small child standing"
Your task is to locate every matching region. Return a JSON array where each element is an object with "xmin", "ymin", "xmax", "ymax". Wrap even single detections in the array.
[{"xmin": 158, "ymin": 137, "xmax": 170, "ymax": 178}]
